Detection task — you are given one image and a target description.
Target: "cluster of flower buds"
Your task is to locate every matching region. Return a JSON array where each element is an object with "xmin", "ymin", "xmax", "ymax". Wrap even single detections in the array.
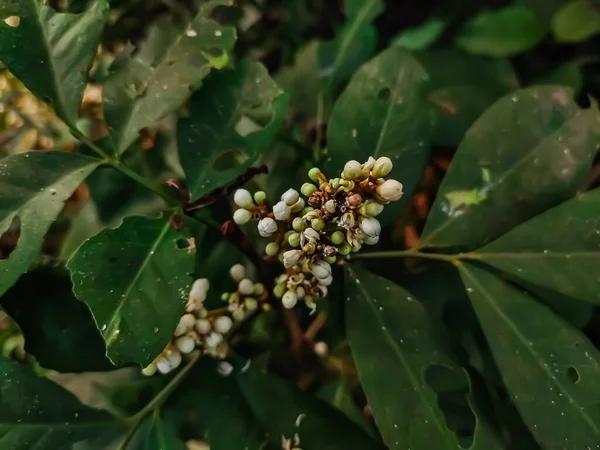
[
  {"xmin": 232, "ymin": 156, "xmax": 403, "ymax": 311},
  {"xmin": 220, "ymin": 263, "xmax": 270, "ymax": 321}
]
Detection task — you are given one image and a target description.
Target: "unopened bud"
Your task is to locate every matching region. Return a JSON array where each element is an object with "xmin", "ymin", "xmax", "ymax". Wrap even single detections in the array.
[
  {"xmin": 301, "ymin": 183, "xmax": 318, "ymax": 197},
  {"xmin": 288, "ymin": 232, "xmax": 301, "ymax": 247},
  {"xmin": 303, "ymin": 228, "xmax": 320, "ymax": 243},
  {"xmin": 175, "ymin": 335, "xmax": 195, "ymax": 354},
  {"xmin": 189, "ymin": 278, "xmax": 209, "ymax": 304},
  {"xmin": 360, "ymin": 157, "xmax": 376, "ymax": 178},
  {"xmin": 310, "ymin": 261, "xmax": 332, "ymax": 280},
  {"xmin": 338, "ymin": 243, "xmax": 352, "ymax": 255},
  {"xmin": 360, "ymin": 217, "xmax": 381, "ymax": 238},
  {"xmin": 214, "ymin": 316, "xmax": 233, "ymax": 334},
  {"xmin": 257, "ymin": 217, "xmax": 278, "ymax": 237},
  {"xmin": 273, "ymin": 283, "xmax": 286, "ymax": 298},
  {"xmin": 273, "ymin": 201, "xmax": 292, "ymax": 220},
  {"xmin": 324, "ymin": 199, "xmax": 336, "ymax": 213},
  {"xmin": 376, "ymin": 179, "xmax": 403, "ymax": 202},
  {"xmin": 245, "ymin": 297, "xmax": 258, "ymax": 311},
  {"xmin": 346, "ymin": 193, "xmax": 362, "ymax": 208},
  {"xmin": 319, "ymin": 274, "xmax": 333, "ymax": 286},
  {"xmin": 360, "ymin": 200, "xmax": 384, "ymax": 217},
  {"xmin": 364, "ymin": 235, "xmax": 380, "ymax": 245},
  {"xmin": 174, "ymin": 314, "xmax": 196, "ymax": 336},
  {"xmin": 234, "ymin": 189, "xmax": 254, "ymax": 209},
  {"xmin": 195, "ymin": 319, "xmax": 211, "ymax": 334},
  {"xmin": 281, "ymin": 188, "xmax": 300, "ymax": 206},
  {"xmin": 238, "ymin": 279, "xmax": 255, "ymax": 295},
  {"xmin": 230, "ymin": 264, "xmax": 246, "ymax": 282},
  {"xmin": 233, "ymin": 209, "xmax": 252, "ymax": 225},
  {"xmin": 282, "ymin": 290, "xmax": 298, "ymax": 309},
  {"xmin": 308, "ymin": 167, "xmax": 322, "ymax": 182},
  {"xmin": 265, "ymin": 241, "xmax": 280, "ymax": 256},
  {"xmin": 331, "ymin": 231, "xmax": 345, "ymax": 245},
  {"xmin": 342, "ymin": 160, "xmax": 361, "ymax": 179},
  {"xmin": 253, "ymin": 191, "xmax": 267, "ymax": 203},
  {"xmin": 292, "ymin": 217, "xmax": 307, "ymax": 232},
  {"xmin": 311, "ymin": 218, "xmax": 325, "ymax": 231},
  {"xmin": 291, "ymin": 197, "xmax": 305, "ymax": 213},
  {"xmin": 283, "ymin": 249, "xmax": 303, "ymax": 268},
  {"xmin": 205, "ymin": 332, "xmax": 223, "ymax": 348},
  {"xmin": 373, "ymin": 156, "xmax": 393, "ymax": 178}
]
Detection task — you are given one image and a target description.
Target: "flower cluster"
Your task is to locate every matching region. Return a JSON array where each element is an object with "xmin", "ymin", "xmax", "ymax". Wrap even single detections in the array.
[{"xmin": 233, "ymin": 156, "xmax": 403, "ymax": 311}]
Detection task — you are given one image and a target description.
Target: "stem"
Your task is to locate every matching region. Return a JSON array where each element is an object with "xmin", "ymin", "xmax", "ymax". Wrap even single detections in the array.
[{"xmin": 349, "ymin": 249, "xmax": 460, "ymax": 263}]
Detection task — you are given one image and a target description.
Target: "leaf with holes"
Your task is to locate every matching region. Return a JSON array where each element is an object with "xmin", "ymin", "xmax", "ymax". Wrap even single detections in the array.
[
  {"xmin": 551, "ymin": 0, "xmax": 600, "ymax": 43},
  {"xmin": 0, "ymin": 151, "xmax": 100, "ymax": 298},
  {"xmin": 0, "ymin": 0, "xmax": 108, "ymax": 125},
  {"xmin": 0, "ymin": 357, "xmax": 119, "ymax": 449},
  {"xmin": 1, "ymin": 267, "xmax": 113, "ymax": 373},
  {"xmin": 177, "ymin": 60, "xmax": 289, "ymax": 200},
  {"xmin": 421, "ymin": 86, "xmax": 600, "ymax": 250},
  {"xmin": 67, "ymin": 216, "xmax": 195, "ymax": 366},
  {"xmin": 325, "ymin": 47, "xmax": 430, "ymax": 223},
  {"xmin": 345, "ymin": 265, "xmax": 503, "ymax": 450},
  {"xmin": 458, "ymin": 263, "xmax": 600, "ymax": 449},
  {"xmin": 470, "ymin": 187, "xmax": 600, "ymax": 305},
  {"xmin": 103, "ymin": 0, "xmax": 237, "ymax": 153}
]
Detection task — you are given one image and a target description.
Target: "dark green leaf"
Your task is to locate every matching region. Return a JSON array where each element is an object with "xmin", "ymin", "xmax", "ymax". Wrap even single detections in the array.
[
  {"xmin": 458, "ymin": 263, "xmax": 600, "ymax": 448},
  {"xmin": 534, "ymin": 63, "xmax": 583, "ymax": 95},
  {"xmin": 177, "ymin": 60, "xmax": 289, "ymax": 200},
  {"xmin": 551, "ymin": 0, "xmax": 600, "ymax": 43},
  {"xmin": 392, "ymin": 18, "xmax": 446, "ymax": 50},
  {"xmin": 129, "ymin": 413, "xmax": 185, "ymax": 450},
  {"xmin": 472, "ymin": 187, "xmax": 600, "ymax": 304},
  {"xmin": 60, "ymin": 200, "xmax": 104, "ymax": 260},
  {"xmin": 0, "ymin": 151, "xmax": 100, "ymax": 297},
  {"xmin": 1, "ymin": 267, "xmax": 113, "ymax": 372},
  {"xmin": 345, "ymin": 265, "xmax": 502, "ymax": 450},
  {"xmin": 67, "ymin": 216, "xmax": 195, "ymax": 366},
  {"xmin": 421, "ymin": 86, "xmax": 600, "ymax": 249},
  {"xmin": 455, "ymin": 4, "xmax": 545, "ymax": 57},
  {"xmin": 0, "ymin": 357, "xmax": 119, "ymax": 449},
  {"xmin": 103, "ymin": 0, "xmax": 237, "ymax": 153},
  {"xmin": 325, "ymin": 47, "xmax": 430, "ymax": 223},
  {"xmin": 0, "ymin": 0, "xmax": 108, "ymax": 125}
]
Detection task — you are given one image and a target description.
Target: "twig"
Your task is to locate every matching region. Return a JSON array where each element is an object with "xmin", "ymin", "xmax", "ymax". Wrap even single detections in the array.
[
  {"xmin": 282, "ymin": 309, "xmax": 306, "ymax": 353},
  {"xmin": 304, "ymin": 312, "xmax": 327, "ymax": 343}
]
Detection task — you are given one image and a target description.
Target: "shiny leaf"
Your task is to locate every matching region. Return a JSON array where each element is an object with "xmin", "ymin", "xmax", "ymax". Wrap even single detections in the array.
[
  {"xmin": 68, "ymin": 216, "xmax": 195, "ymax": 366},
  {"xmin": 422, "ymin": 86, "xmax": 600, "ymax": 249},
  {"xmin": 458, "ymin": 263, "xmax": 600, "ymax": 449}
]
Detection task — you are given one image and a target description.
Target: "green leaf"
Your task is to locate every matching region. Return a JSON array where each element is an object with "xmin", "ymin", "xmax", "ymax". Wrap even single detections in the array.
[
  {"xmin": 458, "ymin": 263, "xmax": 600, "ymax": 448},
  {"xmin": 1, "ymin": 267, "xmax": 113, "ymax": 372},
  {"xmin": 102, "ymin": 0, "xmax": 237, "ymax": 153},
  {"xmin": 0, "ymin": 151, "xmax": 100, "ymax": 297},
  {"xmin": 0, "ymin": 357, "xmax": 119, "ymax": 449},
  {"xmin": 455, "ymin": 4, "xmax": 545, "ymax": 57},
  {"xmin": 177, "ymin": 60, "xmax": 289, "ymax": 200},
  {"xmin": 325, "ymin": 47, "xmax": 430, "ymax": 223},
  {"xmin": 60, "ymin": 199, "xmax": 104, "ymax": 260},
  {"xmin": 414, "ymin": 49, "xmax": 519, "ymax": 147},
  {"xmin": 237, "ymin": 361, "xmax": 383, "ymax": 450},
  {"xmin": 471, "ymin": 187, "xmax": 600, "ymax": 305},
  {"xmin": 552, "ymin": 0, "xmax": 600, "ymax": 43},
  {"xmin": 534, "ymin": 63, "xmax": 583, "ymax": 95},
  {"xmin": 317, "ymin": 0, "xmax": 383, "ymax": 90},
  {"xmin": 392, "ymin": 18, "xmax": 446, "ymax": 50},
  {"xmin": 345, "ymin": 265, "xmax": 503, "ymax": 450},
  {"xmin": 129, "ymin": 413, "xmax": 185, "ymax": 450},
  {"xmin": 421, "ymin": 86, "xmax": 600, "ymax": 249},
  {"xmin": 0, "ymin": 0, "xmax": 108, "ymax": 125},
  {"xmin": 67, "ymin": 216, "xmax": 195, "ymax": 366}
]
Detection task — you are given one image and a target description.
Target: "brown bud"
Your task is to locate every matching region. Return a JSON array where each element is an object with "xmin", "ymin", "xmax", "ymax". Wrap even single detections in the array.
[{"xmin": 346, "ymin": 193, "xmax": 362, "ymax": 208}]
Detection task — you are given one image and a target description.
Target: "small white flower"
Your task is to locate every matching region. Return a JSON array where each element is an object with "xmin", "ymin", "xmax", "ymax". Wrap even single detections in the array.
[
  {"xmin": 257, "ymin": 217, "xmax": 278, "ymax": 237},
  {"xmin": 174, "ymin": 314, "xmax": 196, "ymax": 336},
  {"xmin": 314, "ymin": 341, "xmax": 329, "ymax": 357},
  {"xmin": 281, "ymin": 188, "xmax": 300, "ymax": 206},
  {"xmin": 175, "ymin": 335, "xmax": 195, "ymax": 354},
  {"xmin": 324, "ymin": 199, "xmax": 336, "ymax": 213},
  {"xmin": 230, "ymin": 264, "xmax": 246, "ymax": 282},
  {"xmin": 205, "ymin": 332, "xmax": 223, "ymax": 348},
  {"xmin": 233, "ymin": 209, "xmax": 252, "ymax": 225},
  {"xmin": 376, "ymin": 179, "xmax": 404, "ymax": 202},
  {"xmin": 282, "ymin": 290, "xmax": 298, "ymax": 309},
  {"xmin": 310, "ymin": 261, "xmax": 332, "ymax": 280},
  {"xmin": 364, "ymin": 234, "xmax": 380, "ymax": 245},
  {"xmin": 214, "ymin": 316, "xmax": 233, "ymax": 334},
  {"xmin": 302, "ymin": 227, "xmax": 320, "ymax": 243},
  {"xmin": 296, "ymin": 286, "xmax": 306, "ymax": 299},
  {"xmin": 195, "ymin": 319, "xmax": 211, "ymax": 334},
  {"xmin": 273, "ymin": 201, "xmax": 292, "ymax": 220},
  {"xmin": 291, "ymin": 197, "xmax": 305, "ymax": 213},
  {"xmin": 238, "ymin": 278, "xmax": 255, "ymax": 295},
  {"xmin": 234, "ymin": 189, "xmax": 254, "ymax": 208},
  {"xmin": 361, "ymin": 156, "xmax": 376, "ymax": 174},
  {"xmin": 156, "ymin": 356, "xmax": 173, "ymax": 374},
  {"xmin": 338, "ymin": 212, "xmax": 355, "ymax": 229},
  {"xmin": 283, "ymin": 250, "xmax": 303, "ymax": 268},
  {"xmin": 360, "ymin": 217, "xmax": 381, "ymax": 238},
  {"xmin": 157, "ymin": 349, "xmax": 182, "ymax": 374}
]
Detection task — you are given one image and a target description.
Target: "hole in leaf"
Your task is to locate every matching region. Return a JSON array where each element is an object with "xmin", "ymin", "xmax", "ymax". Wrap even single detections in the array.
[
  {"xmin": 567, "ymin": 367, "xmax": 580, "ymax": 383},
  {"xmin": 109, "ymin": 256, "xmax": 118, "ymax": 263},
  {"xmin": 0, "ymin": 216, "xmax": 21, "ymax": 260},
  {"xmin": 4, "ymin": 16, "xmax": 20, "ymax": 27},
  {"xmin": 212, "ymin": 149, "xmax": 248, "ymax": 172},
  {"xmin": 378, "ymin": 87, "xmax": 391, "ymax": 102},
  {"xmin": 176, "ymin": 238, "xmax": 190, "ymax": 249}
]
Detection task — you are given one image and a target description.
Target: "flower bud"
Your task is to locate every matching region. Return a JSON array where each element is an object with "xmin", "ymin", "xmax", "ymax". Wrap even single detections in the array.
[
  {"xmin": 316, "ymin": 285, "xmax": 328, "ymax": 297},
  {"xmin": 291, "ymin": 197, "xmax": 305, "ymax": 213},
  {"xmin": 174, "ymin": 314, "xmax": 196, "ymax": 336},
  {"xmin": 303, "ymin": 228, "xmax": 320, "ymax": 243},
  {"xmin": 282, "ymin": 290, "xmax": 298, "ymax": 309},
  {"xmin": 324, "ymin": 199, "xmax": 336, "ymax": 213},
  {"xmin": 331, "ymin": 231, "xmax": 345, "ymax": 245},
  {"xmin": 273, "ymin": 201, "xmax": 291, "ymax": 220},
  {"xmin": 265, "ymin": 241, "xmax": 280, "ymax": 256},
  {"xmin": 360, "ymin": 217, "xmax": 381, "ymax": 238},
  {"xmin": 301, "ymin": 183, "xmax": 318, "ymax": 197},
  {"xmin": 229, "ymin": 264, "xmax": 246, "ymax": 282},
  {"xmin": 257, "ymin": 217, "xmax": 277, "ymax": 237},
  {"xmin": 233, "ymin": 209, "xmax": 252, "ymax": 225},
  {"xmin": 205, "ymin": 332, "xmax": 223, "ymax": 348},
  {"xmin": 273, "ymin": 283, "xmax": 286, "ymax": 298},
  {"xmin": 360, "ymin": 200, "xmax": 384, "ymax": 217},
  {"xmin": 189, "ymin": 278, "xmax": 209, "ymax": 304},
  {"xmin": 364, "ymin": 235, "xmax": 380, "ymax": 245},
  {"xmin": 253, "ymin": 191, "xmax": 267, "ymax": 203},
  {"xmin": 142, "ymin": 362, "xmax": 157, "ymax": 376},
  {"xmin": 346, "ymin": 193, "xmax": 362, "ymax": 208},
  {"xmin": 360, "ymin": 156, "xmax": 376, "ymax": 178},
  {"xmin": 288, "ymin": 232, "xmax": 301, "ymax": 247},
  {"xmin": 221, "ymin": 292, "xmax": 230, "ymax": 302},
  {"xmin": 338, "ymin": 212, "xmax": 355, "ymax": 229},
  {"xmin": 281, "ymin": 188, "xmax": 300, "ymax": 206},
  {"xmin": 195, "ymin": 319, "xmax": 211, "ymax": 334},
  {"xmin": 326, "ymin": 255, "xmax": 337, "ymax": 264},
  {"xmin": 283, "ymin": 249, "xmax": 303, "ymax": 268},
  {"xmin": 245, "ymin": 297, "xmax": 258, "ymax": 311},
  {"xmin": 342, "ymin": 160, "xmax": 361, "ymax": 179},
  {"xmin": 319, "ymin": 274, "xmax": 333, "ymax": 286},
  {"xmin": 253, "ymin": 283, "xmax": 265, "ymax": 296},
  {"xmin": 301, "ymin": 206, "xmax": 314, "ymax": 216},
  {"xmin": 175, "ymin": 335, "xmax": 195, "ymax": 354},
  {"xmin": 310, "ymin": 261, "xmax": 332, "ymax": 280},
  {"xmin": 314, "ymin": 341, "xmax": 329, "ymax": 357},
  {"xmin": 373, "ymin": 156, "xmax": 393, "ymax": 178},
  {"xmin": 376, "ymin": 179, "xmax": 404, "ymax": 202},
  {"xmin": 214, "ymin": 316, "xmax": 233, "ymax": 334},
  {"xmin": 311, "ymin": 218, "xmax": 325, "ymax": 231},
  {"xmin": 296, "ymin": 286, "xmax": 306, "ymax": 299},
  {"xmin": 234, "ymin": 189, "xmax": 254, "ymax": 208},
  {"xmin": 238, "ymin": 279, "xmax": 255, "ymax": 295},
  {"xmin": 308, "ymin": 167, "xmax": 322, "ymax": 182},
  {"xmin": 167, "ymin": 349, "xmax": 182, "ymax": 369},
  {"xmin": 292, "ymin": 217, "xmax": 307, "ymax": 232},
  {"xmin": 233, "ymin": 308, "xmax": 246, "ymax": 321},
  {"xmin": 156, "ymin": 356, "xmax": 173, "ymax": 374}
]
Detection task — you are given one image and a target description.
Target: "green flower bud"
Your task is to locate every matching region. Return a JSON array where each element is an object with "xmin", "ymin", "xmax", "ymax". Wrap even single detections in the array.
[
  {"xmin": 253, "ymin": 190, "xmax": 267, "ymax": 203},
  {"xmin": 262, "ymin": 303, "xmax": 272, "ymax": 311},
  {"xmin": 301, "ymin": 182, "xmax": 318, "ymax": 197},
  {"xmin": 341, "ymin": 160, "xmax": 361, "ymax": 180},
  {"xmin": 245, "ymin": 297, "xmax": 258, "ymax": 311},
  {"xmin": 373, "ymin": 156, "xmax": 393, "ymax": 178},
  {"xmin": 311, "ymin": 218, "xmax": 325, "ymax": 231},
  {"xmin": 301, "ymin": 206, "xmax": 314, "ymax": 216},
  {"xmin": 221, "ymin": 292, "xmax": 230, "ymax": 302},
  {"xmin": 253, "ymin": 283, "xmax": 265, "ymax": 296},
  {"xmin": 273, "ymin": 283, "xmax": 286, "ymax": 298},
  {"xmin": 360, "ymin": 200, "xmax": 384, "ymax": 217},
  {"xmin": 338, "ymin": 243, "xmax": 352, "ymax": 255},
  {"xmin": 229, "ymin": 292, "xmax": 240, "ymax": 304},
  {"xmin": 265, "ymin": 241, "xmax": 280, "ymax": 256},
  {"xmin": 308, "ymin": 167, "xmax": 322, "ymax": 182},
  {"xmin": 198, "ymin": 308, "xmax": 208, "ymax": 318},
  {"xmin": 331, "ymin": 231, "xmax": 345, "ymax": 245},
  {"xmin": 288, "ymin": 232, "xmax": 301, "ymax": 247},
  {"xmin": 326, "ymin": 255, "xmax": 337, "ymax": 264},
  {"xmin": 292, "ymin": 217, "xmax": 307, "ymax": 232},
  {"xmin": 284, "ymin": 230, "xmax": 295, "ymax": 240}
]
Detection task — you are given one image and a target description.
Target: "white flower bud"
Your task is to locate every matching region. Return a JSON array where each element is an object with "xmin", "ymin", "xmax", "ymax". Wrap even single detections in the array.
[
  {"xmin": 142, "ymin": 362, "xmax": 157, "ymax": 376},
  {"xmin": 214, "ymin": 316, "xmax": 233, "ymax": 334},
  {"xmin": 319, "ymin": 274, "xmax": 333, "ymax": 286},
  {"xmin": 364, "ymin": 234, "xmax": 380, "ymax": 245},
  {"xmin": 175, "ymin": 335, "xmax": 195, "ymax": 354},
  {"xmin": 342, "ymin": 160, "xmax": 362, "ymax": 179},
  {"xmin": 281, "ymin": 188, "xmax": 300, "ymax": 206},
  {"xmin": 230, "ymin": 264, "xmax": 246, "ymax": 282},
  {"xmin": 205, "ymin": 332, "xmax": 223, "ymax": 348},
  {"xmin": 303, "ymin": 228, "xmax": 320, "ymax": 243},
  {"xmin": 324, "ymin": 199, "xmax": 336, "ymax": 213},
  {"xmin": 310, "ymin": 261, "xmax": 332, "ymax": 280},
  {"xmin": 232, "ymin": 308, "xmax": 246, "ymax": 322},
  {"xmin": 314, "ymin": 341, "xmax": 329, "ymax": 357},
  {"xmin": 234, "ymin": 189, "xmax": 254, "ymax": 208},
  {"xmin": 233, "ymin": 209, "xmax": 252, "ymax": 225},
  {"xmin": 168, "ymin": 349, "xmax": 182, "ymax": 368},
  {"xmin": 283, "ymin": 250, "xmax": 303, "ymax": 268},
  {"xmin": 296, "ymin": 286, "xmax": 306, "ymax": 299},
  {"xmin": 360, "ymin": 217, "xmax": 381, "ymax": 238},
  {"xmin": 291, "ymin": 197, "xmax": 305, "ymax": 213},
  {"xmin": 282, "ymin": 290, "xmax": 298, "ymax": 309},
  {"xmin": 156, "ymin": 356, "xmax": 173, "ymax": 374},
  {"xmin": 376, "ymin": 179, "xmax": 404, "ymax": 202},
  {"xmin": 273, "ymin": 201, "xmax": 292, "ymax": 220},
  {"xmin": 238, "ymin": 278, "xmax": 255, "ymax": 295},
  {"xmin": 257, "ymin": 217, "xmax": 278, "ymax": 237},
  {"xmin": 372, "ymin": 156, "xmax": 393, "ymax": 178},
  {"xmin": 195, "ymin": 319, "xmax": 211, "ymax": 334},
  {"xmin": 317, "ymin": 285, "xmax": 328, "ymax": 297},
  {"xmin": 174, "ymin": 314, "xmax": 196, "ymax": 337}
]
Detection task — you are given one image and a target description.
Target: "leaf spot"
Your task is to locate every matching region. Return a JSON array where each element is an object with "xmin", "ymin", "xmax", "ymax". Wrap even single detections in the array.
[
  {"xmin": 4, "ymin": 16, "xmax": 20, "ymax": 27},
  {"xmin": 378, "ymin": 87, "xmax": 391, "ymax": 101},
  {"xmin": 186, "ymin": 29, "xmax": 197, "ymax": 37}
]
